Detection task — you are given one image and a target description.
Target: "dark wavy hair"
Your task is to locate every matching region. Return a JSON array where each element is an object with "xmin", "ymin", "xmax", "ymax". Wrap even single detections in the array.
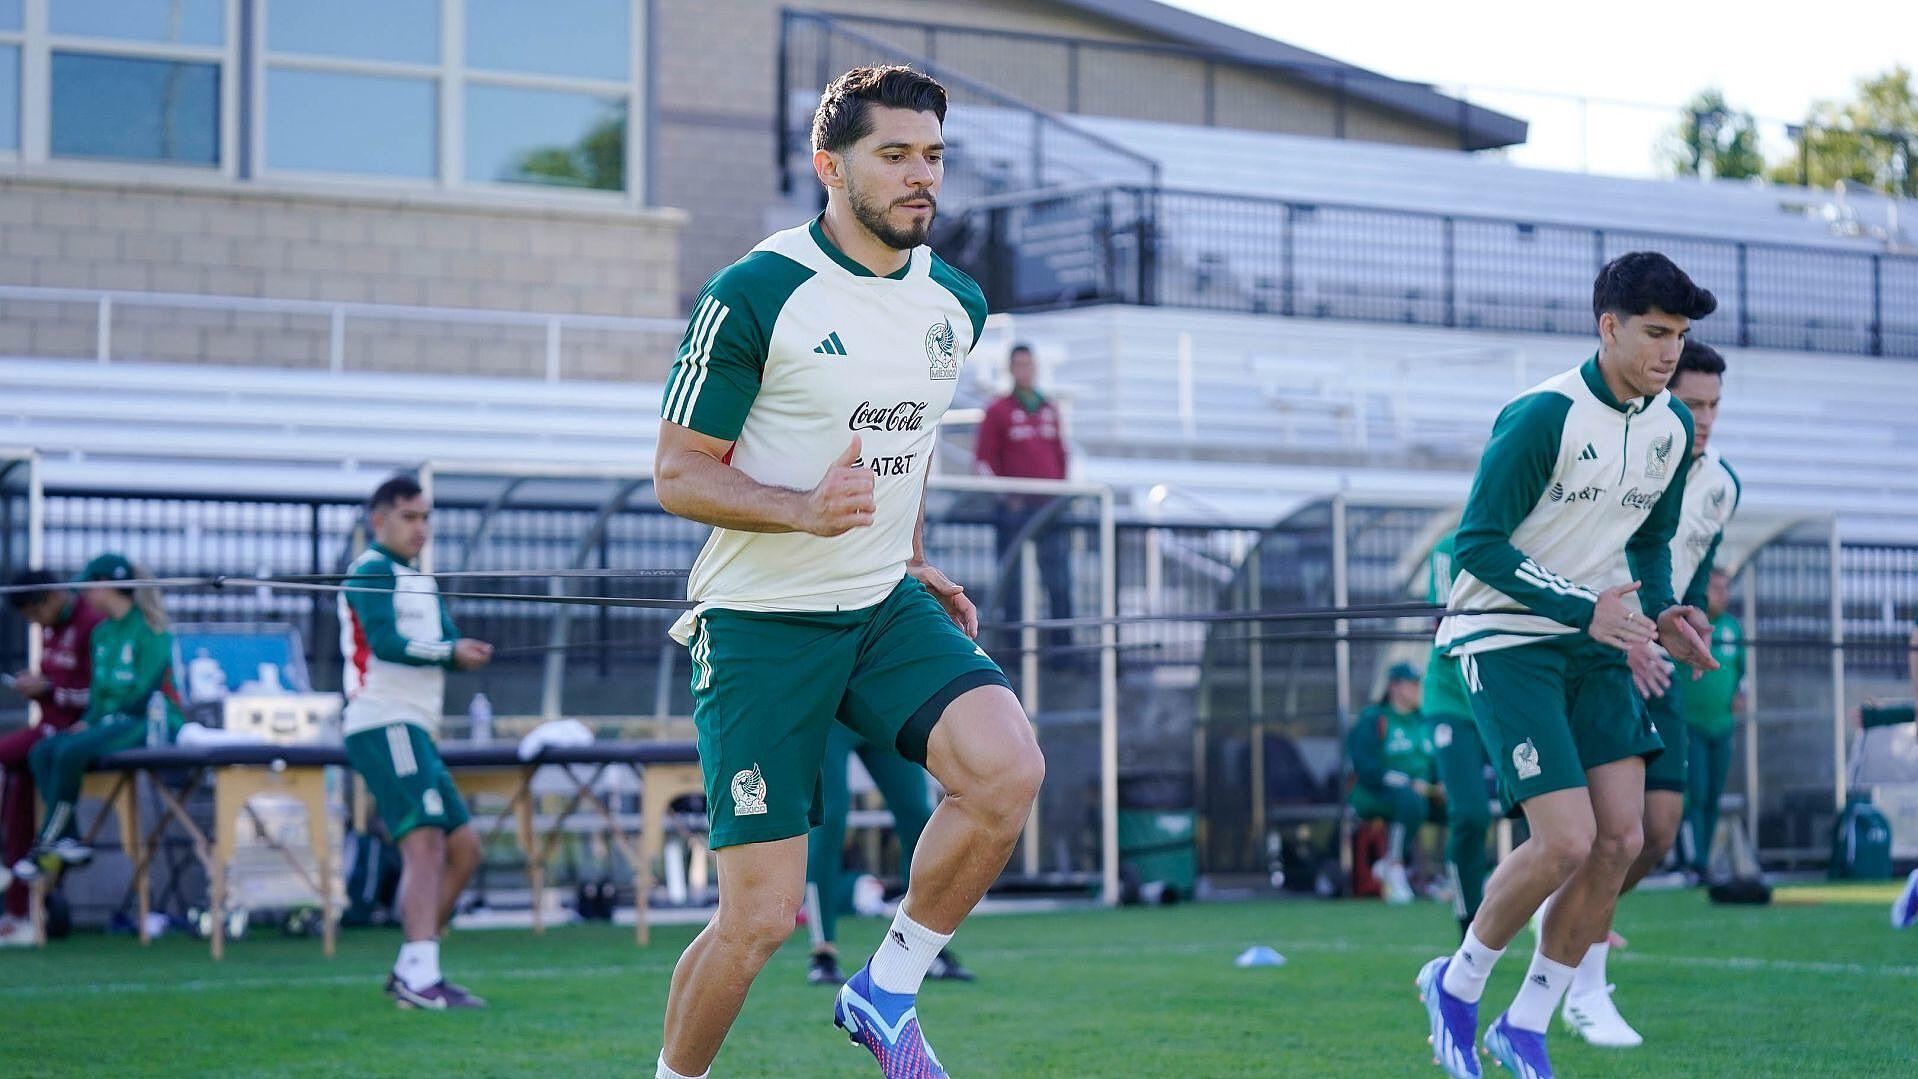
[
  {"xmin": 1592, "ymin": 251, "xmax": 1718, "ymax": 324},
  {"xmin": 810, "ymin": 65, "xmax": 948, "ymax": 154},
  {"xmin": 1675, "ymin": 337, "xmax": 1727, "ymax": 379}
]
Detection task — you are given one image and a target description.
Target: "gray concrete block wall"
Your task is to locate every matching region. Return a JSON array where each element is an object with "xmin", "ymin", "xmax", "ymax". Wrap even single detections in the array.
[{"xmin": 0, "ymin": 174, "xmax": 685, "ymax": 380}]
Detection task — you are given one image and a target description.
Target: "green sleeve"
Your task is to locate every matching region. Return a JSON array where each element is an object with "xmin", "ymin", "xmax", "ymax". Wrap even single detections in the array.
[
  {"xmin": 929, "ymin": 253, "xmax": 989, "ymax": 350},
  {"xmin": 1454, "ymin": 393, "xmax": 1598, "ymax": 628},
  {"xmin": 345, "ymin": 560, "xmax": 451, "ymax": 669},
  {"xmin": 1626, "ymin": 402, "xmax": 1696, "ymax": 616},
  {"xmin": 1347, "ymin": 707, "xmax": 1386, "ymax": 789},
  {"xmin": 1682, "ymin": 531, "xmax": 1722, "ymax": 611},
  {"xmin": 659, "ymin": 251, "xmax": 814, "ymax": 441},
  {"xmin": 1730, "ymin": 614, "xmax": 1748, "ymax": 683}
]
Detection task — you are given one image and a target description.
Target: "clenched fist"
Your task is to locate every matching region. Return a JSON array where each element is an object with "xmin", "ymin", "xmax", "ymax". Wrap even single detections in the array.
[{"xmin": 802, "ymin": 436, "xmax": 877, "ymax": 537}]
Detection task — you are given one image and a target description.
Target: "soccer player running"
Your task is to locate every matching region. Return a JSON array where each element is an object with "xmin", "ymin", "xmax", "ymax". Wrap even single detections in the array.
[
  {"xmin": 1425, "ymin": 532, "xmax": 1498, "ymax": 941},
  {"xmin": 802, "ymin": 727, "xmax": 973, "ymax": 986},
  {"xmin": 1418, "ymin": 252, "xmax": 1719, "ymax": 1079},
  {"xmin": 338, "ymin": 476, "xmax": 494, "ymax": 1010},
  {"xmin": 1346, "ymin": 662, "xmax": 1439, "ymax": 905},
  {"xmin": 13, "ymin": 555, "xmax": 182, "ymax": 884},
  {"xmin": 1555, "ymin": 338, "xmax": 1740, "ymax": 1047},
  {"xmin": 0, "ymin": 571, "xmax": 106, "ymax": 930},
  {"xmin": 652, "ymin": 66, "xmax": 1042, "ymax": 1079}
]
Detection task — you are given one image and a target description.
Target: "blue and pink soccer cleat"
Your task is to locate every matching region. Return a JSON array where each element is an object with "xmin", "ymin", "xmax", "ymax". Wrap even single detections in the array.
[
  {"xmin": 834, "ymin": 962, "xmax": 947, "ymax": 1078},
  {"xmin": 1894, "ymin": 868, "xmax": 1918, "ymax": 929},
  {"xmin": 1417, "ymin": 957, "xmax": 1482, "ymax": 1079},
  {"xmin": 1483, "ymin": 1012, "xmax": 1554, "ymax": 1078}
]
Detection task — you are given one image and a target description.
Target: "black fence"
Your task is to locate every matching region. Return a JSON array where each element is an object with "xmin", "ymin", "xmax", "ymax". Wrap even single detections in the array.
[{"xmin": 937, "ymin": 185, "xmax": 1918, "ymax": 359}]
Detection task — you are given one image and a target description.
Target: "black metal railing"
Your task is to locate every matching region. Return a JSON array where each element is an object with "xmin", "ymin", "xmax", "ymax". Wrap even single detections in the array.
[
  {"xmin": 777, "ymin": 11, "xmax": 1159, "ymax": 209},
  {"xmin": 937, "ymin": 184, "xmax": 1918, "ymax": 359}
]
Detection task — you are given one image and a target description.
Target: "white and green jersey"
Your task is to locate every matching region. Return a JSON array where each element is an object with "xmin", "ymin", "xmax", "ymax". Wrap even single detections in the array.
[
  {"xmin": 338, "ymin": 542, "xmax": 458, "ymax": 736},
  {"xmin": 1670, "ymin": 448, "xmax": 1741, "ymax": 610},
  {"xmin": 660, "ymin": 216, "xmax": 987, "ymax": 642},
  {"xmin": 1440, "ymin": 356, "xmax": 1695, "ymax": 656}
]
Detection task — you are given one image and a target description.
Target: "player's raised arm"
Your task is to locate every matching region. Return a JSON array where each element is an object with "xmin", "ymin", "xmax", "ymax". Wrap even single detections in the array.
[{"xmin": 1453, "ymin": 394, "xmax": 1599, "ymax": 632}]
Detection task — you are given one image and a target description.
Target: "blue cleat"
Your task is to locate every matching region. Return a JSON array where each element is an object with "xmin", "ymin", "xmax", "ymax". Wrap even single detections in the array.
[
  {"xmin": 1894, "ymin": 868, "xmax": 1918, "ymax": 929},
  {"xmin": 834, "ymin": 962, "xmax": 947, "ymax": 1078},
  {"xmin": 1483, "ymin": 1012, "xmax": 1554, "ymax": 1079},
  {"xmin": 1417, "ymin": 957, "xmax": 1482, "ymax": 1079}
]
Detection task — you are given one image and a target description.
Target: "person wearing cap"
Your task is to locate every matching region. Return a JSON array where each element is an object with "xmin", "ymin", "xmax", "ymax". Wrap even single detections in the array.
[
  {"xmin": 11, "ymin": 554, "xmax": 181, "ymax": 885},
  {"xmin": 0, "ymin": 569, "xmax": 107, "ymax": 938},
  {"xmin": 1346, "ymin": 661, "xmax": 1441, "ymax": 904}
]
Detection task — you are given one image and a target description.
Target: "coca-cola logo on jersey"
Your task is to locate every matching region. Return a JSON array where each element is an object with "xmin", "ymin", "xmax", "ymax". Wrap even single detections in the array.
[{"xmin": 848, "ymin": 401, "xmax": 928, "ymax": 432}]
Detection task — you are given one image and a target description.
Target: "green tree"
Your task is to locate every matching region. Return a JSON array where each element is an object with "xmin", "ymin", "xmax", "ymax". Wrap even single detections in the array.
[
  {"xmin": 1663, "ymin": 88, "xmax": 1765, "ymax": 180},
  {"xmin": 1769, "ymin": 65, "xmax": 1916, "ymax": 196},
  {"xmin": 506, "ymin": 104, "xmax": 627, "ymax": 191}
]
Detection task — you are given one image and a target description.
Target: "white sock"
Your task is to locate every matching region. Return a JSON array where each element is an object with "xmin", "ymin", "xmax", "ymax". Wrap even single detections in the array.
[
  {"xmin": 1508, "ymin": 954, "xmax": 1576, "ymax": 1032},
  {"xmin": 655, "ymin": 1053, "xmax": 707, "ymax": 1079},
  {"xmin": 868, "ymin": 905, "xmax": 952, "ymax": 996},
  {"xmin": 1441, "ymin": 927, "xmax": 1505, "ymax": 1003},
  {"xmin": 395, "ymin": 938, "xmax": 441, "ymax": 991},
  {"xmin": 1570, "ymin": 940, "xmax": 1609, "ymax": 996}
]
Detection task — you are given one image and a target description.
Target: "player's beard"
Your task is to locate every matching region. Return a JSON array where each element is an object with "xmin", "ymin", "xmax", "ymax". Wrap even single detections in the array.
[{"xmin": 848, "ymin": 176, "xmax": 936, "ymax": 251}]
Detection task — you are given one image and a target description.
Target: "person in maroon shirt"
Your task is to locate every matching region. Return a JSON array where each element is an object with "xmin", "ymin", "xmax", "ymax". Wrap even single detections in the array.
[
  {"xmin": 2, "ymin": 569, "xmax": 105, "ymax": 929},
  {"xmin": 974, "ymin": 344, "xmax": 1073, "ymax": 660}
]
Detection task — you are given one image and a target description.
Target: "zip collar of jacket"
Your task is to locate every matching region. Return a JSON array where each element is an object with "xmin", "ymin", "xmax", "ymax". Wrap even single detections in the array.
[{"xmin": 1581, "ymin": 354, "xmax": 1650, "ymax": 417}]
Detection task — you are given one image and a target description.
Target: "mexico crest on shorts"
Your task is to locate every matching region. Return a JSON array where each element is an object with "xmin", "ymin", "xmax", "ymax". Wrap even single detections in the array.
[
  {"xmin": 925, "ymin": 318, "xmax": 957, "ymax": 380},
  {"xmin": 731, "ymin": 763, "xmax": 768, "ymax": 816}
]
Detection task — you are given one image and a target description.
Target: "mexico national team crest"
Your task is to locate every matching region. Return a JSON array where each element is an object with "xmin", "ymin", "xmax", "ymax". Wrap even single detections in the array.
[
  {"xmin": 731, "ymin": 764, "xmax": 768, "ymax": 816},
  {"xmin": 1513, "ymin": 738, "xmax": 1542, "ymax": 780},
  {"xmin": 925, "ymin": 318, "xmax": 957, "ymax": 381},
  {"xmin": 1645, "ymin": 433, "xmax": 1674, "ymax": 479}
]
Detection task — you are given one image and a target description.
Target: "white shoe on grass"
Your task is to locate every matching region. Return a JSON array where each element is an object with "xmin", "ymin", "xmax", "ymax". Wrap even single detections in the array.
[{"xmin": 1561, "ymin": 984, "xmax": 1643, "ymax": 1048}]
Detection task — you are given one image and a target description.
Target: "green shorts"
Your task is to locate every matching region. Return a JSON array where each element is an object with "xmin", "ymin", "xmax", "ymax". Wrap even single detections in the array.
[
  {"xmin": 688, "ymin": 575, "xmax": 1010, "ymax": 849},
  {"xmin": 1458, "ymin": 634, "xmax": 1664, "ymax": 817},
  {"xmin": 1642, "ymin": 665, "xmax": 1688, "ymax": 794},
  {"xmin": 345, "ymin": 722, "xmax": 470, "ymax": 840}
]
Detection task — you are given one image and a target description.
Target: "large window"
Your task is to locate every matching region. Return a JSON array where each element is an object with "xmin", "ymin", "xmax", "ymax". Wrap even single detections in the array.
[
  {"xmin": 47, "ymin": 0, "xmax": 228, "ymax": 166},
  {"xmin": 258, "ymin": 0, "xmax": 640, "ymax": 198},
  {"xmin": 0, "ymin": 1, "xmax": 645, "ymax": 201}
]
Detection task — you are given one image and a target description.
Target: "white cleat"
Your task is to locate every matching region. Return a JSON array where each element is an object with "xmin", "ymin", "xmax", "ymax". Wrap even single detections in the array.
[{"xmin": 1561, "ymin": 984, "xmax": 1643, "ymax": 1048}]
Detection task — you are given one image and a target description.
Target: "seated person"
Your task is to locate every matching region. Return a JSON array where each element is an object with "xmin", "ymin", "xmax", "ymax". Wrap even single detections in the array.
[
  {"xmin": 1346, "ymin": 662, "xmax": 1442, "ymax": 904},
  {"xmin": 13, "ymin": 555, "xmax": 181, "ymax": 883}
]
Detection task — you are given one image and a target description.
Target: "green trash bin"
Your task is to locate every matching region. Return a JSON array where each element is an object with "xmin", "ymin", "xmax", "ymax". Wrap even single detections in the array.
[{"xmin": 1118, "ymin": 770, "xmax": 1197, "ymax": 902}]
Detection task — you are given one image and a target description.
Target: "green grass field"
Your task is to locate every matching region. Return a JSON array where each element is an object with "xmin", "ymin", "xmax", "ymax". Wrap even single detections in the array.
[{"xmin": 4, "ymin": 885, "xmax": 1914, "ymax": 1077}]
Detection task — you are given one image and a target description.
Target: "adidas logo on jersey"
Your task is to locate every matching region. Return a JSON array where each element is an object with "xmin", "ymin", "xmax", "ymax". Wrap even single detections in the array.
[
  {"xmin": 1578, "ymin": 443, "xmax": 1598, "ymax": 461},
  {"xmin": 813, "ymin": 332, "xmax": 848, "ymax": 356}
]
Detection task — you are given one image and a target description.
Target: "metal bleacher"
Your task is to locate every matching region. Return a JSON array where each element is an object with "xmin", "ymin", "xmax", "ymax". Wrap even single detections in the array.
[{"xmin": 998, "ymin": 304, "xmax": 1918, "ymax": 541}]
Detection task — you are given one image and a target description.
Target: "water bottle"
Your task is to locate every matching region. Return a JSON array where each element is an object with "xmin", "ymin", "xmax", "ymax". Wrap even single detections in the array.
[
  {"xmin": 468, "ymin": 692, "xmax": 493, "ymax": 743},
  {"xmin": 147, "ymin": 691, "xmax": 168, "ymax": 748}
]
